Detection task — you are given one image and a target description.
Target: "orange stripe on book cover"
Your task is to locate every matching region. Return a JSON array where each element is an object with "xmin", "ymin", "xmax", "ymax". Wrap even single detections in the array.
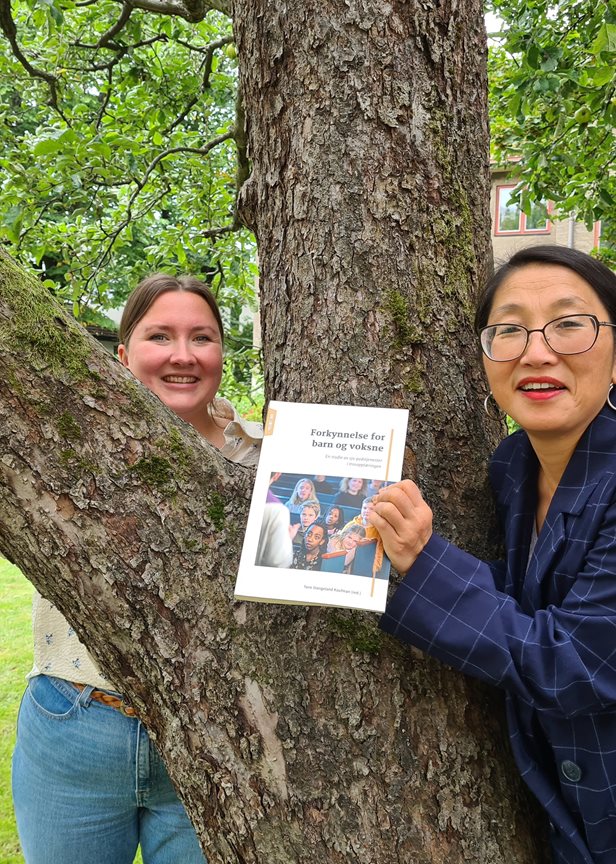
[
  {"xmin": 264, "ymin": 407, "xmax": 277, "ymax": 436},
  {"xmin": 385, "ymin": 428, "xmax": 395, "ymax": 479}
]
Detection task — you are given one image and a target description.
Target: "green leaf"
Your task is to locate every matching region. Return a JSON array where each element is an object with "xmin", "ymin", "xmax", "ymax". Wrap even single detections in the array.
[
  {"xmin": 591, "ymin": 23, "xmax": 616, "ymax": 55},
  {"xmin": 3, "ymin": 204, "xmax": 23, "ymax": 227},
  {"xmin": 526, "ymin": 44, "xmax": 541, "ymax": 69},
  {"xmin": 540, "ymin": 55, "xmax": 559, "ymax": 71},
  {"xmin": 587, "ymin": 65, "xmax": 615, "ymax": 85},
  {"xmin": 50, "ymin": 5, "xmax": 64, "ymax": 24},
  {"xmin": 174, "ymin": 242, "xmax": 188, "ymax": 266},
  {"xmin": 33, "ymin": 138, "xmax": 64, "ymax": 156}
]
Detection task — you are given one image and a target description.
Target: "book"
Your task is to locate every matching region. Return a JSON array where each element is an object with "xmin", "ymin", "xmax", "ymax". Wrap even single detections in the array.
[{"xmin": 235, "ymin": 400, "xmax": 409, "ymax": 612}]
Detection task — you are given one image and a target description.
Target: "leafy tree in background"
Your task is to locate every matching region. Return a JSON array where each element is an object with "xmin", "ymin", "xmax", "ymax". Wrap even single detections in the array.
[
  {"xmin": 487, "ymin": 0, "xmax": 616, "ymax": 263},
  {"xmin": 0, "ymin": 0, "xmax": 261, "ymax": 409}
]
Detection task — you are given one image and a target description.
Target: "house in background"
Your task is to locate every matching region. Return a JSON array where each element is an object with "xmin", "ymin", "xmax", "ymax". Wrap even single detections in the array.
[
  {"xmin": 490, "ymin": 166, "xmax": 601, "ymax": 264},
  {"xmin": 86, "ymin": 324, "xmax": 119, "ymax": 355}
]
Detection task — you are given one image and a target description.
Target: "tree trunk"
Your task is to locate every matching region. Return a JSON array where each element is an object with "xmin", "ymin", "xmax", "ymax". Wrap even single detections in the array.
[
  {"xmin": 235, "ymin": 0, "xmax": 506, "ymax": 556},
  {"xmin": 0, "ymin": 1, "xmax": 549, "ymax": 862}
]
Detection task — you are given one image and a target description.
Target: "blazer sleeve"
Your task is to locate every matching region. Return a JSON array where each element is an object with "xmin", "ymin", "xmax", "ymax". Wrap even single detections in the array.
[{"xmin": 380, "ymin": 499, "xmax": 616, "ymax": 718}]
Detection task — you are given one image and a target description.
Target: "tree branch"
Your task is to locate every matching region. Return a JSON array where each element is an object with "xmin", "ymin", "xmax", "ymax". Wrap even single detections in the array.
[
  {"xmin": 107, "ymin": 0, "xmax": 231, "ymax": 21},
  {"xmin": 0, "ymin": 0, "xmax": 69, "ymax": 122},
  {"xmin": 134, "ymin": 133, "xmax": 233, "ymax": 201},
  {"xmin": 199, "ymin": 94, "xmax": 250, "ymax": 238},
  {"xmin": 233, "ymin": 91, "xmax": 250, "ymax": 204},
  {"xmin": 201, "ymin": 35, "xmax": 233, "ymax": 89},
  {"xmin": 201, "ymin": 223, "xmax": 239, "ymax": 238},
  {"xmin": 66, "ymin": 33, "xmax": 168, "ymax": 72},
  {"xmin": 163, "ymin": 35, "xmax": 233, "ymax": 135},
  {"xmin": 95, "ymin": 65, "xmax": 115, "ymax": 129},
  {"xmin": 72, "ymin": 34, "xmax": 167, "ymax": 55},
  {"xmin": 96, "ymin": 1, "xmax": 134, "ymax": 48},
  {"xmin": 15, "ymin": 197, "xmax": 63, "ymax": 251},
  {"xmin": 78, "ymin": 182, "xmax": 172, "ymax": 291}
]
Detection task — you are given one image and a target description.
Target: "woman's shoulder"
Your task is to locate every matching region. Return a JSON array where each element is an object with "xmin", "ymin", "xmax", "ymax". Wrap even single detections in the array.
[
  {"xmin": 487, "ymin": 428, "xmax": 536, "ymax": 505},
  {"xmin": 214, "ymin": 397, "xmax": 263, "ymax": 467},
  {"xmin": 490, "ymin": 428, "xmax": 530, "ymax": 472}
]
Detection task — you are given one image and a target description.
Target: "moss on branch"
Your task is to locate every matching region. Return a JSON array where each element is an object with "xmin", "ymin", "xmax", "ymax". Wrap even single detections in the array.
[
  {"xmin": 130, "ymin": 455, "xmax": 175, "ymax": 492},
  {"xmin": 0, "ymin": 250, "xmax": 97, "ymax": 382}
]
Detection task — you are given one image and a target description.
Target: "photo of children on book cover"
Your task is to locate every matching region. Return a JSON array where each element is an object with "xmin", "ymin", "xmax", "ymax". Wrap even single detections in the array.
[{"xmin": 255, "ymin": 472, "xmax": 390, "ymax": 580}]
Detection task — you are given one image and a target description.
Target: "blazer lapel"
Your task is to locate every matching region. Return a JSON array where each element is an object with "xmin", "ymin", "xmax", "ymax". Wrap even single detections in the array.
[
  {"xmin": 523, "ymin": 407, "xmax": 616, "ymax": 611},
  {"xmin": 497, "ymin": 433, "xmax": 538, "ymax": 607}
]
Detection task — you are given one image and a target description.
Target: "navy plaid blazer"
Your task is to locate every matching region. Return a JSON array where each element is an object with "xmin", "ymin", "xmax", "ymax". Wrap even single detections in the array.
[{"xmin": 381, "ymin": 406, "xmax": 616, "ymax": 864}]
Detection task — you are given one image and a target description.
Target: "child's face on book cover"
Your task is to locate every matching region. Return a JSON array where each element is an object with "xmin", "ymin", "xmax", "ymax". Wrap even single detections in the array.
[
  {"xmin": 301, "ymin": 507, "xmax": 318, "ymax": 528},
  {"xmin": 305, "ymin": 525, "xmax": 325, "ymax": 551},
  {"xmin": 343, "ymin": 531, "xmax": 362, "ymax": 551}
]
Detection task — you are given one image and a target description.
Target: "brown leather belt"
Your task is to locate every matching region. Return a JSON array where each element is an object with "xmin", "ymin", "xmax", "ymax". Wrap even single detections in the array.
[{"xmin": 73, "ymin": 682, "xmax": 137, "ymax": 717}]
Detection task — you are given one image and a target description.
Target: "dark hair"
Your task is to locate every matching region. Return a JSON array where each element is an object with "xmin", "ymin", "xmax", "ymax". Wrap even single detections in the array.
[
  {"xmin": 475, "ymin": 246, "xmax": 616, "ymax": 332},
  {"xmin": 325, "ymin": 505, "xmax": 345, "ymax": 530},
  {"xmin": 304, "ymin": 518, "xmax": 328, "ymax": 547},
  {"xmin": 119, "ymin": 274, "xmax": 224, "ymax": 347}
]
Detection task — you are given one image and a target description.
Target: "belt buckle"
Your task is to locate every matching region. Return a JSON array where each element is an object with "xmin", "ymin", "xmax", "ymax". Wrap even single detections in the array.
[{"xmin": 119, "ymin": 698, "xmax": 135, "ymax": 717}]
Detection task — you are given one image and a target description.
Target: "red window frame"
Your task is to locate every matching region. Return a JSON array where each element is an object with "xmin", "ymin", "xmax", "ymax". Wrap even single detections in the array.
[{"xmin": 494, "ymin": 184, "xmax": 552, "ymax": 236}]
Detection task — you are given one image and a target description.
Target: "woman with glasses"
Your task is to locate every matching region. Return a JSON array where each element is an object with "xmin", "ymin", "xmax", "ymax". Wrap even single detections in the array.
[{"xmin": 373, "ymin": 246, "xmax": 616, "ymax": 864}]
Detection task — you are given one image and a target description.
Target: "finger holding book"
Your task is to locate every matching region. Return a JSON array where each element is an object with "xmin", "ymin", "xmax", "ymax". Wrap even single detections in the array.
[{"xmin": 369, "ymin": 480, "xmax": 433, "ymax": 573}]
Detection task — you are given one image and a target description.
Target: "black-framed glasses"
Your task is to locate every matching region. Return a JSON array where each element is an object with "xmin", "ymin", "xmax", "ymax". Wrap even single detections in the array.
[{"xmin": 479, "ymin": 314, "xmax": 616, "ymax": 362}]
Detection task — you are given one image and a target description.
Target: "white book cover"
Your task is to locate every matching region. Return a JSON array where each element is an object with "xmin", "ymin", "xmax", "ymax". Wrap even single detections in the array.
[{"xmin": 235, "ymin": 401, "xmax": 409, "ymax": 612}]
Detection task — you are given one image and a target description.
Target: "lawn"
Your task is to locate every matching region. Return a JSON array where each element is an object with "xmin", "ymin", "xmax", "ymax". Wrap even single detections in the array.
[{"xmin": 0, "ymin": 558, "xmax": 142, "ymax": 864}]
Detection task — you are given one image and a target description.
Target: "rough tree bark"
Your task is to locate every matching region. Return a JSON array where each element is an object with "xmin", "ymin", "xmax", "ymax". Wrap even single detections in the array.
[
  {"xmin": 0, "ymin": 2, "xmax": 549, "ymax": 862},
  {"xmin": 236, "ymin": 0, "xmax": 502, "ymax": 551}
]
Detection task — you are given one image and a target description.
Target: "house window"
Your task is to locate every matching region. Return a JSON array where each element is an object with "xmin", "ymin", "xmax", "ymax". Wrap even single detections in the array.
[{"xmin": 495, "ymin": 185, "xmax": 551, "ymax": 235}]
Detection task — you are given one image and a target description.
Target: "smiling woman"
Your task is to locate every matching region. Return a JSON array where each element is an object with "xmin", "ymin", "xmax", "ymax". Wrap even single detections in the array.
[
  {"xmin": 118, "ymin": 274, "xmax": 226, "ymax": 445},
  {"xmin": 373, "ymin": 246, "xmax": 616, "ymax": 864},
  {"xmin": 478, "ymin": 261, "xmax": 616, "ymax": 456},
  {"xmin": 11, "ymin": 273, "xmax": 263, "ymax": 864}
]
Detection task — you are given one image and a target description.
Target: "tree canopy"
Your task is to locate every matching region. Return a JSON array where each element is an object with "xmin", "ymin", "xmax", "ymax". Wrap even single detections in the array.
[
  {"xmin": 0, "ymin": 0, "xmax": 262, "ymax": 406},
  {"xmin": 0, "ymin": 2, "xmax": 254, "ymax": 307},
  {"xmin": 4, "ymin": 0, "xmax": 615, "ymax": 293},
  {"xmin": 488, "ymin": 0, "xmax": 616, "ymax": 257}
]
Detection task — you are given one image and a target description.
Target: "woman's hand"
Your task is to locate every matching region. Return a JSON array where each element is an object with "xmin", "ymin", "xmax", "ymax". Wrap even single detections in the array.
[{"xmin": 368, "ymin": 480, "xmax": 432, "ymax": 573}]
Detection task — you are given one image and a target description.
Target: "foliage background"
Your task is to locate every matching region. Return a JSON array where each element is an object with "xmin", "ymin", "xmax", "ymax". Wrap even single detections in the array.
[
  {"xmin": 487, "ymin": 0, "xmax": 616, "ymax": 264},
  {"xmin": 0, "ymin": 0, "xmax": 262, "ymax": 411}
]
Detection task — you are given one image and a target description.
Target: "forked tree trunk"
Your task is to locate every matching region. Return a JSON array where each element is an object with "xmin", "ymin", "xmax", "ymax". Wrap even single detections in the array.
[{"xmin": 0, "ymin": 1, "xmax": 549, "ymax": 861}]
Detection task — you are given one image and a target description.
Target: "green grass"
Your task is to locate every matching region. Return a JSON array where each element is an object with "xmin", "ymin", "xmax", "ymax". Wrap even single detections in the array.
[{"xmin": 0, "ymin": 558, "xmax": 142, "ymax": 864}]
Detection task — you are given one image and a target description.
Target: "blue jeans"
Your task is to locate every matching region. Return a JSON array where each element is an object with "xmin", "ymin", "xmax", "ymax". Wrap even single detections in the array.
[{"xmin": 12, "ymin": 675, "xmax": 205, "ymax": 864}]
